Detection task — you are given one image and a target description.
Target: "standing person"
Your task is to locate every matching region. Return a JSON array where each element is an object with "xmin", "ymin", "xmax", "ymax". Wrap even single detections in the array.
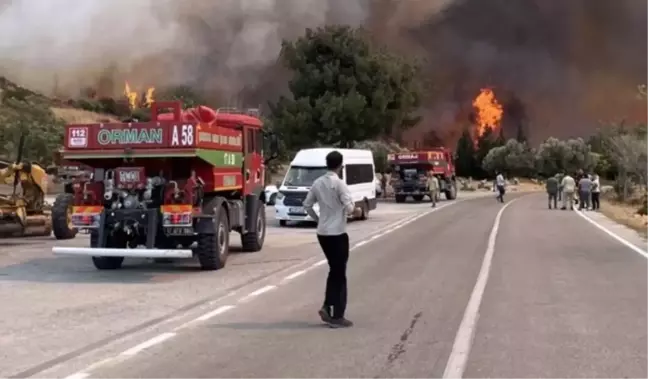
[
  {"xmin": 591, "ymin": 173, "xmax": 601, "ymax": 210},
  {"xmin": 560, "ymin": 173, "xmax": 576, "ymax": 210},
  {"xmin": 545, "ymin": 174, "xmax": 559, "ymax": 209},
  {"xmin": 303, "ymin": 151, "xmax": 360, "ymax": 328},
  {"xmin": 556, "ymin": 172, "xmax": 565, "ymax": 201},
  {"xmin": 495, "ymin": 171, "xmax": 506, "ymax": 203},
  {"xmin": 380, "ymin": 173, "xmax": 387, "ymax": 198},
  {"xmin": 428, "ymin": 172, "xmax": 439, "ymax": 208},
  {"xmin": 578, "ymin": 174, "xmax": 592, "ymax": 210}
]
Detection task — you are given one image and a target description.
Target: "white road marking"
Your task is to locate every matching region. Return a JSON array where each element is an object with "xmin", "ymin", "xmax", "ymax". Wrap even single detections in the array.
[
  {"xmin": 282, "ymin": 269, "xmax": 307, "ymax": 282},
  {"xmin": 60, "ymin": 199, "xmax": 467, "ymax": 378},
  {"xmin": 353, "ymin": 240, "xmax": 368, "ymax": 248},
  {"xmin": 443, "ymin": 197, "xmax": 520, "ymax": 378},
  {"xmin": 574, "ymin": 209, "xmax": 647, "ymax": 259},
  {"xmin": 63, "ymin": 372, "xmax": 89, "ymax": 379},
  {"xmin": 119, "ymin": 332, "xmax": 176, "ymax": 357},
  {"xmin": 238, "ymin": 285, "xmax": 276, "ymax": 302},
  {"xmin": 194, "ymin": 305, "xmax": 235, "ymax": 322}
]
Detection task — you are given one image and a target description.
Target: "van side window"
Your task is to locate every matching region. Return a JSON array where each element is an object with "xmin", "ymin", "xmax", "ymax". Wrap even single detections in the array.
[{"xmin": 345, "ymin": 164, "xmax": 374, "ymax": 185}]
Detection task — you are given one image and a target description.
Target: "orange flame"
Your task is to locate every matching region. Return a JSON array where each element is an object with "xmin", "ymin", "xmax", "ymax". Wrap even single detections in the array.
[
  {"xmin": 124, "ymin": 81, "xmax": 155, "ymax": 109},
  {"xmin": 472, "ymin": 88, "xmax": 503, "ymax": 138}
]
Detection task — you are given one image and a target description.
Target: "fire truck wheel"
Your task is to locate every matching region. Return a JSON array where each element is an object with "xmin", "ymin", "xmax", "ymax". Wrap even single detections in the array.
[
  {"xmin": 51, "ymin": 193, "xmax": 78, "ymax": 240},
  {"xmin": 395, "ymin": 195, "xmax": 406, "ymax": 203},
  {"xmin": 241, "ymin": 202, "xmax": 266, "ymax": 252},
  {"xmin": 89, "ymin": 232, "xmax": 124, "ymax": 270},
  {"xmin": 197, "ymin": 202, "xmax": 229, "ymax": 270},
  {"xmin": 445, "ymin": 183, "xmax": 457, "ymax": 200},
  {"xmin": 412, "ymin": 195, "xmax": 424, "ymax": 202}
]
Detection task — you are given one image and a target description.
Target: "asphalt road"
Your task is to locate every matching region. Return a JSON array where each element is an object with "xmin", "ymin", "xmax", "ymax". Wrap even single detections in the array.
[
  {"xmin": 2, "ymin": 192, "xmax": 646, "ymax": 378},
  {"xmin": 0, "ymin": 195, "xmax": 484, "ymax": 378}
]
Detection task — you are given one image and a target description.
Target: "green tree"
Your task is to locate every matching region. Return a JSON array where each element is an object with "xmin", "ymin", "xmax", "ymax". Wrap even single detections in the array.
[
  {"xmin": 454, "ymin": 129, "xmax": 478, "ymax": 177},
  {"xmin": 535, "ymin": 137, "xmax": 597, "ymax": 176},
  {"xmin": 475, "ymin": 126, "xmax": 499, "ymax": 177},
  {"xmin": 269, "ymin": 25, "xmax": 422, "ymax": 149},
  {"xmin": 0, "ymin": 98, "xmax": 65, "ymax": 164},
  {"xmin": 482, "ymin": 139, "xmax": 535, "ymax": 177}
]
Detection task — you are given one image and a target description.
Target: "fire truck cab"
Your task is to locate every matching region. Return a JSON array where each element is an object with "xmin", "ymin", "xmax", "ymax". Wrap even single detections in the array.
[{"xmin": 387, "ymin": 148, "xmax": 457, "ymax": 203}]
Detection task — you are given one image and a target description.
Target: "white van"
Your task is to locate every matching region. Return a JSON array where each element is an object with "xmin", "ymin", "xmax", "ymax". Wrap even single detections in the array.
[{"xmin": 274, "ymin": 148, "xmax": 377, "ymax": 226}]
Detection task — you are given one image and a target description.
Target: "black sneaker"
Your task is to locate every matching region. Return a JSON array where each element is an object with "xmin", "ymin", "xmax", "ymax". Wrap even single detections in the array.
[
  {"xmin": 318, "ymin": 307, "xmax": 332, "ymax": 323},
  {"xmin": 327, "ymin": 317, "xmax": 354, "ymax": 328}
]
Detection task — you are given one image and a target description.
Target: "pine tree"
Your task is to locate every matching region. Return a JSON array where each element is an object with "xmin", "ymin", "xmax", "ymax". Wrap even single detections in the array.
[{"xmin": 455, "ymin": 128, "xmax": 478, "ymax": 177}]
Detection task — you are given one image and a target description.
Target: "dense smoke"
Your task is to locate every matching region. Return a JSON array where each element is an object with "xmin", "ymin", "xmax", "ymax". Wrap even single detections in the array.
[
  {"xmin": 0, "ymin": 0, "xmax": 645, "ymax": 143},
  {"xmin": 394, "ymin": 0, "xmax": 647, "ymax": 143},
  {"xmin": 0, "ymin": 0, "xmax": 371, "ymax": 100}
]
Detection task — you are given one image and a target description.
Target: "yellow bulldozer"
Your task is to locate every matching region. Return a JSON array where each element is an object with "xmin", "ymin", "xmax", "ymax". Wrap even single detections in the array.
[{"xmin": 0, "ymin": 135, "xmax": 76, "ymax": 239}]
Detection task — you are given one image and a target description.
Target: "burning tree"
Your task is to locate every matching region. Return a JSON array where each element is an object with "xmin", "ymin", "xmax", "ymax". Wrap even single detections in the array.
[{"xmin": 472, "ymin": 88, "xmax": 503, "ymax": 141}]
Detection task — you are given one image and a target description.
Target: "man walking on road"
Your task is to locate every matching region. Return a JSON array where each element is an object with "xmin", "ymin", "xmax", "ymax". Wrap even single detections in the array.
[
  {"xmin": 428, "ymin": 172, "xmax": 439, "ymax": 207},
  {"xmin": 560, "ymin": 173, "xmax": 576, "ymax": 210},
  {"xmin": 303, "ymin": 151, "xmax": 360, "ymax": 328},
  {"xmin": 546, "ymin": 174, "xmax": 559, "ymax": 209},
  {"xmin": 495, "ymin": 171, "xmax": 506, "ymax": 203}
]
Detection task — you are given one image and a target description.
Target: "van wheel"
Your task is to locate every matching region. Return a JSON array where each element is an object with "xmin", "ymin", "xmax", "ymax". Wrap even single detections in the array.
[{"xmin": 279, "ymin": 220, "xmax": 287, "ymax": 227}]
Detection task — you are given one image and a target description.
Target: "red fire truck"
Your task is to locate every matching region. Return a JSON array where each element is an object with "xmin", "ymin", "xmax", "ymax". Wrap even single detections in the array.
[{"xmin": 387, "ymin": 148, "xmax": 457, "ymax": 203}]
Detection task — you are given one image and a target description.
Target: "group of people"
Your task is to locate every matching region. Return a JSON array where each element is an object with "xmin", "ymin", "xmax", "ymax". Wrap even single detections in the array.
[{"xmin": 545, "ymin": 169, "xmax": 601, "ymax": 211}]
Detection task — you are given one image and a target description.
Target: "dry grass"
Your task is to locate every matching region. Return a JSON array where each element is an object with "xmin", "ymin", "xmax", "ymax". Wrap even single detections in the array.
[
  {"xmin": 599, "ymin": 199, "xmax": 648, "ymax": 237},
  {"xmin": 51, "ymin": 107, "xmax": 119, "ymax": 124}
]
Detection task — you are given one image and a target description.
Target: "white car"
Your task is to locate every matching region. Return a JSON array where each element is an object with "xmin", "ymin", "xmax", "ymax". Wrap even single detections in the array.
[{"xmin": 264, "ymin": 185, "xmax": 279, "ymax": 205}]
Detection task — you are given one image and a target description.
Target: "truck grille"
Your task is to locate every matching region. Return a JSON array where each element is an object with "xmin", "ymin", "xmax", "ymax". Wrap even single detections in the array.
[{"xmin": 282, "ymin": 191, "xmax": 308, "ymax": 206}]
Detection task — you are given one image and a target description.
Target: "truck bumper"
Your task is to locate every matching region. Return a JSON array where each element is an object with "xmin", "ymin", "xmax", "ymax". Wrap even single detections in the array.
[{"xmin": 52, "ymin": 247, "xmax": 193, "ymax": 259}]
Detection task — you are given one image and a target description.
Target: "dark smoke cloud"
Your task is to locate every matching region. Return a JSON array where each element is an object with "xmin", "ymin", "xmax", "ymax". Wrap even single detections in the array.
[
  {"xmin": 394, "ymin": 0, "xmax": 647, "ymax": 144},
  {"xmin": 0, "ymin": 0, "xmax": 644, "ymax": 144},
  {"xmin": 0, "ymin": 0, "xmax": 371, "ymax": 100}
]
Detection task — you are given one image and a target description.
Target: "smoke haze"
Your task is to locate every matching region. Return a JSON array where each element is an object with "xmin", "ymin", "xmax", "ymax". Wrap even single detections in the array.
[{"xmin": 0, "ymin": 0, "xmax": 645, "ymax": 143}]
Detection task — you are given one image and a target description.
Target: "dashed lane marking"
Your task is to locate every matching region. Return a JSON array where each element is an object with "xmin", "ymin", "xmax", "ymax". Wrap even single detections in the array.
[
  {"xmin": 61, "ymin": 199, "xmax": 465, "ymax": 378},
  {"xmin": 119, "ymin": 332, "xmax": 176, "ymax": 357}
]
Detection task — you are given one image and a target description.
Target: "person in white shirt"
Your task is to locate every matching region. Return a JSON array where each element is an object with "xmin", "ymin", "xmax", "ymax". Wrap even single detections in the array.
[
  {"xmin": 495, "ymin": 172, "xmax": 506, "ymax": 203},
  {"xmin": 591, "ymin": 173, "xmax": 601, "ymax": 210},
  {"xmin": 303, "ymin": 150, "xmax": 360, "ymax": 328},
  {"xmin": 560, "ymin": 173, "xmax": 576, "ymax": 210}
]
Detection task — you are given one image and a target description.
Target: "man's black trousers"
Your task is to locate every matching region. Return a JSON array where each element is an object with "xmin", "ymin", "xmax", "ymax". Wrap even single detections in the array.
[{"xmin": 317, "ymin": 233, "xmax": 349, "ymax": 319}]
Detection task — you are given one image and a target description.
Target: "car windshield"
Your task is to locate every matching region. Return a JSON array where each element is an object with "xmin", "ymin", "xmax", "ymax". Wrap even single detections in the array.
[{"xmin": 283, "ymin": 166, "xmax": 328, "ymax": 187}]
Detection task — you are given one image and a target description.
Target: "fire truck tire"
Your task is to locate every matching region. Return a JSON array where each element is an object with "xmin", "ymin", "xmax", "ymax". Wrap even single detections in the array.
[
  {"xmin": 395, "ymin": 195, "xmax": 406, "ymax": 203},
  {"xmin": 412, "ymin": 195, "xmax": 424, "ymax": 202},
  {"xmin": 241, "ymin": 202, "xmax": 266, "ymax": 252},
  {"xmin": 51, "ymin": 193, "xmax": 78, "ymax": 240},
  {"xmin": 445, "ymin": 183, "xmax": 457, "ymax": 200},
  {"xmin": 89, "ymin": 232, "xmax": 124, "ymax": 270},
  {"xmin": 197, "ymin": 203, "xmax": 229, "ymax": 270}
]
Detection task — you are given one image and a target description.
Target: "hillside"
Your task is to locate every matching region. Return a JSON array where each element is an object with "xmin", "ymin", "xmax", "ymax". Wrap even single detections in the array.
[{"xmin": 0, "ymin": 76, "xmax": 119, "ymax": 163}]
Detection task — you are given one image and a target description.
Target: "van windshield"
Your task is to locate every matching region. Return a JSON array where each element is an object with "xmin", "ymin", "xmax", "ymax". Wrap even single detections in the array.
[{"xmin": 283, "ymin": 166, "xmax": 329, "ymax": 187}]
